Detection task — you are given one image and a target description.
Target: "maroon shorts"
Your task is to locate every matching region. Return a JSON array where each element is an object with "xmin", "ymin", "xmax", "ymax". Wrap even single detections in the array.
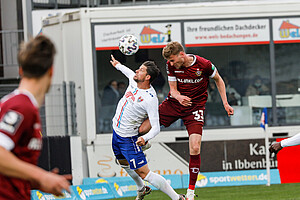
[{"xmin": 159, "ymin": 99, "xmax": 205, "ymax": 135}]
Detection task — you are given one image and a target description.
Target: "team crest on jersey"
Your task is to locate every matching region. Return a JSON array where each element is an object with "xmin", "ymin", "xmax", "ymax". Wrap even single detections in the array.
[
  {"xmin": 195, "ymin": 69, "xmax": 202, "ymax": 76},
  {"xmin": 0, "ymin": 111, "xmax": 23, "ymax": 135},
  {"xmin": 137, "ymin": 96, "xmax": 144, "ymax": 102}
]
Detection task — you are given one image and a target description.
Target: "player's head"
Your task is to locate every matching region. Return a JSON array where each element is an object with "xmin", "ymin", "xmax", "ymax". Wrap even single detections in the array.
[
  {"xmin": 162, "ymin": 42, "xmax": 186, "ymax": 69},
  {"xmin": 144, "ymin": 61, "xmax": 160, "ymax": 83},
  {"xmin": 134, "ymin": 61, "xmax": 160, "ymax": 84},
  {"xmin": 162, "ymin": 41, "xmax": 184, "ymax": 60},
  {"xmin": 18, "ymin": 35, "xmax": 56, "ymax": 78}
]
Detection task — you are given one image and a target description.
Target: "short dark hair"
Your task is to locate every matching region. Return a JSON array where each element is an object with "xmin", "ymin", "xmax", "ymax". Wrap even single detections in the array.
[
  {"xmin": 18, "ymin": 35, "xmax": 56, "ymax": 78},
  {"xmin": 162, "ymin": 41, "xmax": 184, "ymax": 59},
  {"xmin": 143, "ymin": 61, "xmax": 160, "ymax": 83}
]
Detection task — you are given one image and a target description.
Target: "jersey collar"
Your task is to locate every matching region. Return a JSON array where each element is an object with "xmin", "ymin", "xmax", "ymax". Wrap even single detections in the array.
[
  {"xmin": 186, "ymin": 54, "xmax": 196, "ymax": 67},
  {"xmin": 14, "ymin": 89, "xmax": 39, "ymax": 108}
]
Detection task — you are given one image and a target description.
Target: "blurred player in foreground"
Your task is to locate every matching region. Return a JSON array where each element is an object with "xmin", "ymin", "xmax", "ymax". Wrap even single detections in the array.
[
  {"xmin": 0, "ymin": 35, "xmax": 71, "ymax": 199},
  {"xmin": 139, "ymin": 41, "xmax": 234, "ymax": 200},
  {"xmin": 269, "ymin": 132, "xmax": 300, "ymax": 154},
  {"xmin": 110, "ymin": 55, "xmax": 185, "ymax": 200}
]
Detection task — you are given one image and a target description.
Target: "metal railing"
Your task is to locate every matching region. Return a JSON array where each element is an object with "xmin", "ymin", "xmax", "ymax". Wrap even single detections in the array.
[
  {"xmin": 44, "ymin": 82, "xmax": 77, "ymax": 136},
  {"xmin": 0, "ymin": 82, "xmax": 77, "ymax": 137},
  {"xmin": 0, "ymin": 30, "xmax": 24, "ymax": 70}
]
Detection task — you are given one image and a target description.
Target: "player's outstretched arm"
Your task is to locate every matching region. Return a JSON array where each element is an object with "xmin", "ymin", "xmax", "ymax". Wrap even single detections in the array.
[
  {"xmin": 0, "ymin": 146, "xmax": 71, "ymax": 196},
  {"xmin": 213, "ymin": 71, "xmax": 234, "ymax": 116},
  {"xmin": 110, "ymin": 55, "xmax": 120, "ymax": 67},
  {"xmin": 110, "ymin": 54, "xmax": 135, "ymax": 79}
]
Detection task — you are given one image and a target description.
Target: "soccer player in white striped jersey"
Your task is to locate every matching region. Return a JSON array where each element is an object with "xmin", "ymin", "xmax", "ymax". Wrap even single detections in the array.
[{"xmin": 110, "ymin": 55, "xmax": 185, "ymax": 200}]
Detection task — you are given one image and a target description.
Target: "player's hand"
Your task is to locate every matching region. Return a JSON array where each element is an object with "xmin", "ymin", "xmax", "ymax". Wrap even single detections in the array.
[
  {"xmin": 34, "ymin": 169, "xmax": 71, "ymax": 196},
  {"xmin": 224, "ymin": 103, "xmax": 234, "ymax": 116},
  {"xmin": 110, "ymin": 55, "xmax": 120, "ymax": 67},
  {"xmin": 177, "ymin": 95, "xmax": 192, "ymax": 107},
  {"xmin": 136, "ymin": 137, "xmax": 146, "ymax": 146},
  {"xmin": 269, "ymin": 142, "xmax": 283, "ymax": 154}
]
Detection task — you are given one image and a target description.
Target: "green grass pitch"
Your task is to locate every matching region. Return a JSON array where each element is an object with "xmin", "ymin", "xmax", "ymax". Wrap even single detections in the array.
[{"xmin": 118, "ymin": 183, "xmax": 300, "ymax": 200}]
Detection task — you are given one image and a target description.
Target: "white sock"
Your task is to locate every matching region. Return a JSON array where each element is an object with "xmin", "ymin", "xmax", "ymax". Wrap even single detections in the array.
[
  {"xmin": 122, "ymin": 165, "xmax": 144, "ymax": 191},
  {"xmin": 144, "ymin": 171, "xmax": 179, "ymax": 200}
]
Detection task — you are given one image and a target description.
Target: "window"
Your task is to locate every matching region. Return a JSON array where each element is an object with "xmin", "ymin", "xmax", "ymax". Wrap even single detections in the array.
[
  {"xmin": 275, "ymin": 43, "xmax": 300, "ymax": 125},
  {"xmin": 186, "ymin": 45, "xmax": 271, "ymax": 127},
  {"xmin": 95, "ymin": 48, "xmax": 166, "ymax": 133},
  {"xmin": 96, "ymin": 44, "xmax": 273, "ymax": 133}
]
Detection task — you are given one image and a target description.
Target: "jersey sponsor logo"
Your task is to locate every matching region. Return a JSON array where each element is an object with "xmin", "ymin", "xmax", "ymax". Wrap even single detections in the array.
[
  {"xmin": 125, "ymin": 91, "xmax": 135, "ymax": 102},
  {"xmin": 177, "ymin": 78, "xmax": 203, "ymax": 83},
  {"xmin": 27, "ymin": 137, "xmax": 42, "ymax": 150},
  {"xmin": 0, "ymin": 111, "xmax": 23, "ymax": 135},
  {"xmin": 174, "ymin": 70, "xmax": 184, "ymax": 73}
]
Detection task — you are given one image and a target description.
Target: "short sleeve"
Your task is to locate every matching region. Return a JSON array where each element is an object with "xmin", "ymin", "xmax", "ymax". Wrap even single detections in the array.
[
  {"xmin": 0, "ymin": 105, "xmax": 35, "ymax": 148},
  {"xmin": 166, "ymin": 62, "xmax": 177, "ymax": 82},
  {"xmin": 199, "ymin": 57, "xmax": 215, "ymax": 77}
]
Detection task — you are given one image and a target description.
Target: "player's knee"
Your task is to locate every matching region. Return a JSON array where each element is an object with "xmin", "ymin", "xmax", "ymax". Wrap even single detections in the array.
[
  {"xmin": 190, "ymin": 144, "xmax": 201, "ymax": 154},
  {"xmin": 140, "ymin": 173, "xmax": 147, "ymax": 180},
  {"xmin": 135, "ymin": 170, "xmax": 147, "ymax": 179},
  {"xmin": 135, "ymin": 166, "xmax": 150, "ymax": 179}
]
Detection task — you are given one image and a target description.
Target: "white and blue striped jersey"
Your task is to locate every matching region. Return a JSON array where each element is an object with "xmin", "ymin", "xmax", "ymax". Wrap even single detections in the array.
[{"xmin": 112, "ymin": 63, "xmax": 160, "ymax": 142}]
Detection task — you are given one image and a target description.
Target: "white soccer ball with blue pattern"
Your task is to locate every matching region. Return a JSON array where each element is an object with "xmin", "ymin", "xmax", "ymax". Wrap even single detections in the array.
[{"xmin": 118, "ymin": 34, "xmax": 139, "ymax": 56}]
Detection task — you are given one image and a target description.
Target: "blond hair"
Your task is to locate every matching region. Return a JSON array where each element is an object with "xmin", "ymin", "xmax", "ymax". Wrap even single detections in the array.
[{"xmin": 162, "ymin": 41, "xmax": 184, "ymax": 59}]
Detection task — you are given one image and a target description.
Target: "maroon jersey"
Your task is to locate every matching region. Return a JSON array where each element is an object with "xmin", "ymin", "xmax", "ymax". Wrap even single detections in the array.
[
  {"xmin": 166, "ymin": 55, "xmax": 216, "ymax": 108},
  {"xmin": 0, "ymin": 90, "xmax": 42, "ymax": 200}
]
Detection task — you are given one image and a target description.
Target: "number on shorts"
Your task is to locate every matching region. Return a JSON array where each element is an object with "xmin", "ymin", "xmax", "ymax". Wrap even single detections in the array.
[
  {"xmin": 130, "ymin": 158, "xmax": 136, "ymax": 168},
  {"xmin": 192, "ymin": 110, "xmax": 204, "ymax": 122}
]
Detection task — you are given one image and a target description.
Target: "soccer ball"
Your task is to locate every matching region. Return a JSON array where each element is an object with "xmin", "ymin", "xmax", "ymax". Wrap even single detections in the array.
[{"xmin": 118, "ymin": 34, "xmax": 139, "ymax": 56}]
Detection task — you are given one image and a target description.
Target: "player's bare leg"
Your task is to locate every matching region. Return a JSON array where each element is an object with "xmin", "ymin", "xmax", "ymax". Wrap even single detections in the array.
[
  {"xmin": 136, "ymin": 164, "xmax": 183, "ymax": 200},
  {"xmin": 186, "ymin": 134, "xmax": 201, "ymax": 200}
]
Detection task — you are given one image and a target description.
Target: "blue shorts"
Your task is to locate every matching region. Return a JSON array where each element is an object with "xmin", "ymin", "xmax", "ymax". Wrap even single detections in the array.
[{"xmin": 112, "ymin": 130, "xmax": 147, "ymax": 170}]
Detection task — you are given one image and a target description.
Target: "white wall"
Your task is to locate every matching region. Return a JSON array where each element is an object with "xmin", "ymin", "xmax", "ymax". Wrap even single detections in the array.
[{"xmin": 88, "ymin": 0, "xmax": 300, "ymax": 23}]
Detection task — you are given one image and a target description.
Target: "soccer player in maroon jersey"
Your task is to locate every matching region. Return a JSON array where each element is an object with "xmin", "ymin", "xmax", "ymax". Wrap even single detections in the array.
[
  {"xmin": 0, "ymin": 35, "xmax": 71, "ymax": 200},
  {"xmin": 139, "ymin": 41, "xmax": 234, "ymax": 200}
]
